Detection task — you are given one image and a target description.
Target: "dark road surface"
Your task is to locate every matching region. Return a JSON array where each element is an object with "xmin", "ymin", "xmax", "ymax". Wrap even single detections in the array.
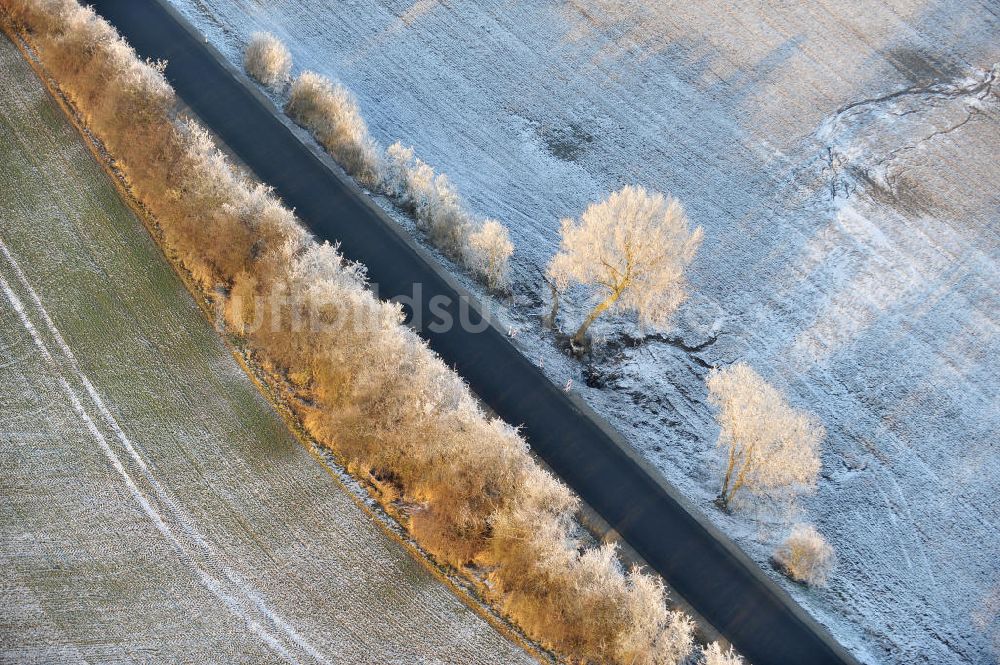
[{"xmin": 84, "ymin": 2, "xmax": 858, "ymax": 663}]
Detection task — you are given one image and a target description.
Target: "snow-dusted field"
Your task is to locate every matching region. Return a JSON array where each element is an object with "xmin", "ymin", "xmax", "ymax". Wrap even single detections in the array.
[
  {"xmin": 0, "ymin": 34, "xmax": 532, "ymax": 664},
  {"xmin": 164, "ymin": 1, "xmax": 1000, "ymax": 663}
]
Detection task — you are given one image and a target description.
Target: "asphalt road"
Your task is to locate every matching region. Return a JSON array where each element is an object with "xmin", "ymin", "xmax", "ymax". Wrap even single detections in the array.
[{"xmin": 85, "ymin": 2, "xmax": 859, "ymax": 663}]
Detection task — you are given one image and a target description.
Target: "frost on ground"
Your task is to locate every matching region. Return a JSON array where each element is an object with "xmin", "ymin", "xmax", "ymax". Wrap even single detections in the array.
[
  {"xmin": 0, "ymin": 35, "xmax": 531, "ymax": 664},
  {"xmin": 165, "ymin": 1, "xmax": 999, "ymax": 663}
]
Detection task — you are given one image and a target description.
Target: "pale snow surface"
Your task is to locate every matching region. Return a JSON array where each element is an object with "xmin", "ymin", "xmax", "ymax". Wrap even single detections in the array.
[
  {"xmin": 164, "ymin": 1, "xmax": 1000, "ymax": 663},
  {"xmin": 0, "ymin": 34, "xmax": 531, "ymax": 664}
]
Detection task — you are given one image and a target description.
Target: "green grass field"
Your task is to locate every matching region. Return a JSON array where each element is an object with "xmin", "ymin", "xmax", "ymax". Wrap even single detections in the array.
[{"xmin": 0, "ymin": 33, "xmax": 530, "ymax": 664}]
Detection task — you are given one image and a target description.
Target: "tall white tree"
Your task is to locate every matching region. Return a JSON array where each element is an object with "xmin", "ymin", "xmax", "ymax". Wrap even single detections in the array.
[
  {"xmin": 547, "ymin": 186, "xmax": 702, "ymax": 347},
  {"xmin": 706, "ymin": 363, "xmax": 823, "ymax": 510}
]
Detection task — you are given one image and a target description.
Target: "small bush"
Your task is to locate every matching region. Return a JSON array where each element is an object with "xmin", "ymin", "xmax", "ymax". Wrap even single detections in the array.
[
  {"xmin": 699, "ymin": 642, "xmax": 745, "ymax": 665},
  {"xmin": 464, "ymin": 219, "xmax": 513, "ymax": 290},
  {"xmin": 244, "ymin": 32, "xmax": 291, "ymax": 90},
  {"xmin": 774, "ymin": 523, "xmax": 834, "ymax": 586},
  {"xmin": 381, "ymin": 141, "xmax": 420, "ymax": 202},
  {"xmin": 286, "ymin": 71, "xmax": 381, "ymax": 185}
]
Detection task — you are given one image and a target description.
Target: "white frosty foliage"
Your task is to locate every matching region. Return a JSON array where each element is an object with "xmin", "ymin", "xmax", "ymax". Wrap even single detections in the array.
[
  {"xmin": 286, "ymin": 71, "xmax": 382, "ymax": 183},
  {"xmin": 706, "ymin": 362, "xmax": 823, "ymax": 509},
  {"xmin": 699, "ymin": 642, "xmax": 745, "ymax": 665},
  {"xmin": 548, "ymin": 185, "xmax": 702, "ymax": 342},
  {"xmin": 385, "ymin": 141, "xmax": 513, "ymax": 290},
  {"xmin": 774, "ymin": 523, "xmax": 835, "ymax": 587},
  {"xmin": 465, "ymin": 219, "xmax": 514, "ymax": 290},
  {"xmin": 243, "ymin": 31, "xmax": 291, "ymax": 89},
  {"xmin": 616, "ymin": 568, "xmax": 696, "ymax": 665}
]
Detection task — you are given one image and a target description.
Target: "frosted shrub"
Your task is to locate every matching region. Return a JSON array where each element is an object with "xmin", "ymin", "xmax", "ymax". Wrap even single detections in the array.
[
  {"xmin": 384, "ymin": 142, "xmax": 468, "ymax": 252},
  {"xmin": 465, "ymin": 219, "xmax": 514, "ymax": 290},
  {"xmin": 774, "ymin": 523, "xmax": 834, "ymax": 586},
  {"xmin": 488, "ymin": 508, "xmax": 694, "ymax": 663},
  {"xmin": 383, "ymin": 141, "xmax": 513, "ymax": 290},
  {"xmin": 548, "ymin": 185, "xmax": 703, "ymax": 346},
  {"xmin": 699, "ymin": 642, "xmax": 745, "ymax": 665},
  {"xmin": 419, "ymin": 173, "xmax": 471, "ymax": 255},
  {"xmin": 382, "ymin": 143, "xmax": 422, "ymax": 205},
  {"xmin": 243, "ymin": 32, "xmax": 291, "ymax": 89},
  {"xmin": 286, "ymin": 71, "xmax": 381, "ymax": 184},
  {"xmin": 706, "ymin": 363, "xmax": 823, "ymax": 510},
  {"xmin": 382, "ymin": 141, "xmax": 420, "ymax": 202},
  {"xmin": 6, "ymin": 1, "xmax": 694, "ymax": 661}
]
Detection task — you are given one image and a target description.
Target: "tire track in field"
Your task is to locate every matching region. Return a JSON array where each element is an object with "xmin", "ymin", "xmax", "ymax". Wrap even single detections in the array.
[{"xmin": 0, "ymin": 235, "xmax": 327, "ymax": 665}]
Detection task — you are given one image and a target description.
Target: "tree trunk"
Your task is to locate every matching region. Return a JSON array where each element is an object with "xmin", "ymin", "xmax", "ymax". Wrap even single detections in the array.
[
  {"xmin": 544, "ymin": 280, "xmax": 560, "ymax": 329},
  {"xmin": 718, "ymin": 447, "xmax": 753, "ymax": 511},
  {"xmin": 718, "ymin": 448, "xmax": 737, "ymax": 509},
  {"xmin": 572, "ymin": 295, "xmax": 616, "ymax": 346}
]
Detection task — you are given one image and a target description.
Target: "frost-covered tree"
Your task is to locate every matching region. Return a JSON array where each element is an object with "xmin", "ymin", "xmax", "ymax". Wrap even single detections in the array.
[
  {"xmin": 616, "ymin": 568, "xmax": 696, "ymax": 664},
  {"xmin": 489, "ymin": 508, "xmax": 695, "ymax": 664},
  {"xmin": 706, "ymin": 363, "xmax": 823, "ymax": 510},
  {"xmin": 774, "ymin": 523, "xmax": 834, "ymax": 586},
  {"xmin": 547, "ymin": 186, "xmax": 702, "ymax": 346},
  {"xmin": 243, "ymin": 32, "xmax": 291, "ymax": 89},
  {"xmin": 699, "ymin": 642, "xmax": 745, "ymax": 665}
]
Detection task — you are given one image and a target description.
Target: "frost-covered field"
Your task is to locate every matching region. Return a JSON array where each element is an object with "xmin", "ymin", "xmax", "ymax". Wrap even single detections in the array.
[
  {"xmin": 0, "ymin": 34, "xmax": 532, "ymax": 664},
  {"xmin": 164, "ymin": 1, "xmax": 1000, "ymax": 663}
]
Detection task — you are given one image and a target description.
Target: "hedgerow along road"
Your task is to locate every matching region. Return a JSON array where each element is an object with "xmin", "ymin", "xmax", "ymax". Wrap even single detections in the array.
[{"xmin": 85, "ymin": 2, "xmax": 859, "ymax": 663}]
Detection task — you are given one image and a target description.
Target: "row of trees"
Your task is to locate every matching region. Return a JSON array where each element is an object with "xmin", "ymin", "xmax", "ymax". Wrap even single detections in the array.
[
  {"xmin": 246, "ymin": 34, "xmax": 712, "ymax": 337},
  {"xmin": 4, "ymin": 2, "xmax": 711, "ymax": 661}
]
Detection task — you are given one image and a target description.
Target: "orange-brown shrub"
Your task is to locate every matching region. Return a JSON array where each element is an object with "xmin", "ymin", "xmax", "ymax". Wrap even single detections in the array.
[{"xmin": 285, "ymin": 70, "xmax": 381, "ymax": 184}]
